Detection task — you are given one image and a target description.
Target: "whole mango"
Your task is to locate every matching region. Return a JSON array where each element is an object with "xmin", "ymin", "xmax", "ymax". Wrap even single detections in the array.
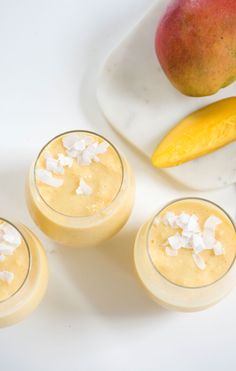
[{"xmin": 155, "ymin": 0, "xmax": 236, "ymax": 97}]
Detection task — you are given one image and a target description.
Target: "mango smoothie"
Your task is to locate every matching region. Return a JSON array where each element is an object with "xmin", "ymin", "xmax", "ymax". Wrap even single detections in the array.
[
  {"xmin": 26, "ymin": 131, "xmax": 135, "ymax": 247},
  {"xmin": 134, "ymin": 198, "xmax": 236, "ymax": 311},
  {"xmin": 0, "ymin": 219, "xmax": 48, "ymax": 327}
]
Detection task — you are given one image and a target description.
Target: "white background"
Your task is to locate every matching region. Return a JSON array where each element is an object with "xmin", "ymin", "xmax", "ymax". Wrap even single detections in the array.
[{"xmin": 0, "ymin": 0, "xmax": 236, "ymax": 370}]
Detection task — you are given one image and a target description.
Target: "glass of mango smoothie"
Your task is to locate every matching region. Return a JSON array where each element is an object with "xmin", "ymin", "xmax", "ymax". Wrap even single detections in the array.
[
  {"xmin": 0, "ymin": 219, "xmax": 48, "ymax": 327},
  {"xmin": 134, "ymin": 198, "xmax": 236, "ymax": 312},
  {"xmin": 26, "ymin": 130, "xmax": 135, "ymax": 247}
]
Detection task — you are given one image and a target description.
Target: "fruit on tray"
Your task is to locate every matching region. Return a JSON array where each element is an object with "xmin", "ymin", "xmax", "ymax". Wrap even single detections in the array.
[
  {"xmin": 155, "ymin": 0, "xmax": 236, "ymax": 97},
  {"xmin": 152, "ymin": 97, "xmax": 236, "ymax": 168}
]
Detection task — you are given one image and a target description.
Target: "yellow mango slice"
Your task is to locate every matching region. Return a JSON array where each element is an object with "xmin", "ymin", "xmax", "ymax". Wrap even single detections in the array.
[{"xmin": 152, "ymin": 97, "xmax": 236, "ymax": 168}]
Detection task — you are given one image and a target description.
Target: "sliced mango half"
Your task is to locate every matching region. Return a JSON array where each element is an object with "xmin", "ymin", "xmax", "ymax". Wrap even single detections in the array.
[{"xmin": 152, "ymin": 97, "xmax": 236, "ymax": 168}]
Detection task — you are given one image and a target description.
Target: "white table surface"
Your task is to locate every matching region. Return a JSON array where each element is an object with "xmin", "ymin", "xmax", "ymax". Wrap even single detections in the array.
[{"xmin": 1, "ymin": 1, "xmax": 236, "ymax": 370}]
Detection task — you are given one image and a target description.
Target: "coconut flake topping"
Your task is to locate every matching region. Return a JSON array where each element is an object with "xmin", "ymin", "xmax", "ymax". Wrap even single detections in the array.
[
  {"xmin": 160, "ymin": 212, "xmax": 223, "ymax": 270},
  {"xmin": 62, "ymin": 133, "xmax": 109, "ymax": 166},
  {"xmin": 36, "ymin": 133, "xmax": 109, "ymax": 193},
  {"xmin": 76, "ymin": 178, "xmax": 92, "ymax": 196},
  {"xmin": 192, "ymin": 253, "xmax": 206, "ymax": 271},
  {"xmin": 36, "ymin": 169, "xmax": 64, "ymax": 188},
  {"xmin": 36, "ymin": 151, "xmax": 73, "ymax": 188},
  {"xmin": 165, "ymin": 246, "xmax": 178, "ymax": 257},
  {"xmin": 0, "ymin": 271, "xmax": 14, "ymax": 283},
  {"xmin": 45, "ymin": 152, "xmax": 73, "ymax": 175},
  {"xmin": 58, "ymin": 153, "xmax": 73, "ymax": 168},
  {"xmin": 1, "ymin": 223, "xmax": 22, "ymax": 247},
  {"xmin": 0, "ymin": 223, "xmax": 22, "ymax": 255},
  {"xmin": 0, "ymin": 222, "xmax": 22, "ymax": 283}
]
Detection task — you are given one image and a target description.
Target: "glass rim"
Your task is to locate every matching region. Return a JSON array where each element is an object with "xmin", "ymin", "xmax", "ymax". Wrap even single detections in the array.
[
  {"xmin": 146, "ymin": 197, "xmax": 236, "ymax": 290},
  {"xmin": 33, "ymin": 130, "xmax": 125, "ymax": 219},
  {"xmin": 0, "ymin": 219, "xmax": 31, "ymax": 303}
]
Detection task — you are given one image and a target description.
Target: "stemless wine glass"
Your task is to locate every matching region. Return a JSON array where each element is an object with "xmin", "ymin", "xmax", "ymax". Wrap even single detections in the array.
[
  {"xmin": 26, "ymin": 130, "xmax": 135, "ymax": 247},
  {"xmin": 134, "ymin": 198, "xmax": 236, "ymax": 312},
  {"xmin": 0, "ymin": 219, "xmax": 48, "ymax": 327}
]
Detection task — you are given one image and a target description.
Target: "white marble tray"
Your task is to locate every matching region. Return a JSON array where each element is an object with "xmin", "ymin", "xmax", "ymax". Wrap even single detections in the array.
[{"xmin": 97, "ymin": 0, "xmax": 236, "ymax": 190}]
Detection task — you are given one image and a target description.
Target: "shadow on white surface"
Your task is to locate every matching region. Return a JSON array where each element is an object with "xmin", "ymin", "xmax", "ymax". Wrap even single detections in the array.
[
  {"xmin": 0, "ymin": 158, "xmax": 169, "ymax": 322},
  {"xmin": 0, "ymin": 164, "xmax": 29, "ymax": 222},
  {"xmin": 57, "ymin": 228, "xmax": 168, "ymax": 318}
]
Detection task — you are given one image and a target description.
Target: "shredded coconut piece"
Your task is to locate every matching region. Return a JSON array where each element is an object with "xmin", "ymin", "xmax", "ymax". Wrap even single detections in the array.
[
  {"xmin": 0, "ymin": 223, "xmax": 22, "ymax": 257},
  {"xmin": 78, "ymin": 142, "xmax": 98, "ymax": 165},
  {"xmin": 203, "ymin": 216, "xmax": 222, "ymax": 249},
  {"xmin": 181, "ymin": 230, "xmax": 192, "ymax": 238},
  {"xmin": 163, "ymin": 212, "xmax": 178, "ymax": 228},
  {"xmin": 168, "ymin": 233, "xmax": 183, "ymax": 250},
  {"xmin": 58, "ymin": 153, "xmax": 73, "ymax": 168},
  {"xmin": 187, "ymin": 215, "xmax": 200, "ymax": 233},
  {"xmin": 192, "ymin": 233, "xmax": 205, "ymax": 254},
  {"xmin": 95, "ymin": 141, "xmax": 109, "ymax": 155},
  {"xmin": 203, "ymin": 229, "xmax": 215, "ymax": 248},
  {"xmin": 160, "ymin": 211, "xmax": 223, "ymax": 271},
  {"xmin": 36, "ymin": 169, "xmax": 64, "ymax": 188},
  {"xmin": 204, "ymin": 216, "xmax": 222, "ymax": 231},
  {"xmin": 1, "ymin": 223, "xmax": 22, "ymax": 247},
  {"xmin": 181, "ymin": 235, "xmax": 193, "ymax": 249},
  {"xmin": 0, "ymin": 242, "xmax": 17, "ymax": 256},
  {"xmin": 0, "ymin": 271, "xmax": 14, "ymax": 283},
  {"xmin": 62, "ymin": 134, "xmax": 82, "ymax": 149},
  {"xmin": 62, "ymin": 134, "xmax": 93, "ymax": 151},
  {"xmin": 62, "ymin": 133, "xmax": 109, "ymax": 166},
  {"xmin": 165, "ymin": 246, "xmax": 178, "ymax": 257},
  {"xmin": 182, "ymin": 230, "xmax": 193, "ymax": 239},
  {"xmin": 213, "ymin": 241, "xmax": 224, "ymax": 256},
  {"xmin": 78, "ymin": 141, "xmax": 109, "ymax": 165},
  {"xmin": 192, "ymin": 253, "xmax": 206, "ymax": 270},
  {"xmin": 66, "ymin": 148, "xmax": 79, "ymax": 158},
  {"xmin": 175, "ymin": 212, "xmax": 190, "ymax": 229},
  {"xmin": 76, "ymin": 178, "xmax": 92, "ymax": 196},
  {"xmin": 46, "ymin": 155, "xmax": 64, "ymax": 175},
  {"xmin": 163, "ymin": 212, "xmax": 200, "ymax": 233},
  {"xmin": 0, "ymin": 255, "xmax": 5, "ymax": 262},
  {"xmin": 3, "ymin": 232, "xmax": 20, "ymax": 246},
  {"xmin": 45, "ymin": 152, "xmax": 73, "ymax": 175}
]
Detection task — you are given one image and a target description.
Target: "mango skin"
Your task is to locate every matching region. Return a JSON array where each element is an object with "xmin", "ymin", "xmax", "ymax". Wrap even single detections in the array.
[
  {"xmin": 155, "ymin": 0, "xmax": 236, "ymax": 97},
  {"xmin": 152, "ymin": 97, "xmax": 236, "ymax": 168}
]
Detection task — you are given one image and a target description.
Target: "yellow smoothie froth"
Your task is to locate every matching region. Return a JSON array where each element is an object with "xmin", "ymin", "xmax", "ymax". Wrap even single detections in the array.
[
  {"xmin": 0, "ymin": 221, "xmax": 29, "ymax": 302},
  {"xmin": 148, "ymin": 199, "xmax": 236, "ymax": 288},
  {"xmin": 35, "ymin": 132, "xmax": 123, "ymax": 217}
]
